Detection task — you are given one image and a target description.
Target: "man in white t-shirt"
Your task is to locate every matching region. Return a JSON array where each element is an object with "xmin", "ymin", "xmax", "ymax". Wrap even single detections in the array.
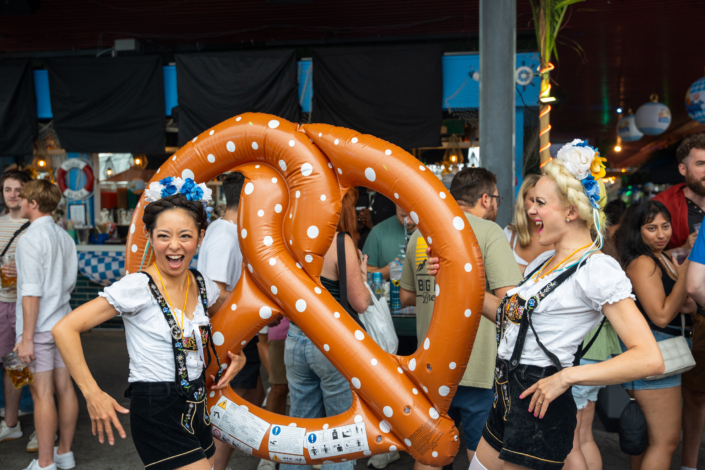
[
  {"xmin": 14, "ymin": 180, "xmax": 78, "ymax": 470},
  {"xmin": 199, "ymin": 172, "xmax": 268, "ymax": 470}
]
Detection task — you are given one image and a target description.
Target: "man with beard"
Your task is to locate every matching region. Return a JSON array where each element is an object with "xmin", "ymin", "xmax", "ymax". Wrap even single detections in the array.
[
  {"xmin": 0, "ymin": 170, "xmax": 35, "ymax": 448},
  {"xmin": 399, "ymin": 168, "xmax": 522, "ymax": 470},
  {"xmin": 654, "ymin": 133, "xmax": 705, "ymax": 249},
  {"xmin": 654, "ymin": 134, "xmax": 705, "ymax": 470}
]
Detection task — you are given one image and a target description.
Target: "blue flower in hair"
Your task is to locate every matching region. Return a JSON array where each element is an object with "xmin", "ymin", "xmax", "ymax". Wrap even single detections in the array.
[
  {"xmin": 179, "ymin": 178, "xmax": 204, "ymax": 201},
  {"xmin": 582, "ymin": 175, "xmax": 601, "ymax": 209},
  {"xmin": 159, "ymin": 176, "xmax": 178, "ymax": 198}
]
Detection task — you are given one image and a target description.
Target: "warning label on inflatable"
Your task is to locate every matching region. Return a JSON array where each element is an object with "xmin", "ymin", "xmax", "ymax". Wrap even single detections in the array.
[
  {"xmin": 210, "ymin": 397, "xmax": 269, "ymax": 450},
  {"xmin": 268, "ymin": 425, "xmax": 306, "ymax": 455},
  {"xmin": 409, "ymin": 418, "xmax": 442, "ymax": 456},
  {"xmin": 305, "ymin": 422, "xmax": 369, "ymax": 458},
  {"xmin": 270, "ymin": 452, "xmax": 307, "ymax": 464},
  {"xmin": 212, "ymin": 425, "xmax": 253, "ymax": 455}
]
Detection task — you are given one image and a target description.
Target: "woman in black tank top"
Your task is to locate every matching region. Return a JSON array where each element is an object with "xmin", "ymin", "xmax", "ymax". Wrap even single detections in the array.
[{"xmin": 615, "ymin": 201, "xmax": 693, "ymax": 470}]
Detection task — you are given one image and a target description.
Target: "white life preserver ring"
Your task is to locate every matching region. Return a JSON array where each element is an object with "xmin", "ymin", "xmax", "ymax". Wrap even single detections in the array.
[{"xmin": 57, "ymin": 159, "xmax": 95, "ymax": 200}]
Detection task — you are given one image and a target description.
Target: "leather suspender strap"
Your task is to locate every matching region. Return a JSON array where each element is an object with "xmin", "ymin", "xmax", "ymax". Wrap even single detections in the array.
[
  {"xmin": 189, "ymin": 268, "xmax": 224, "ymax": 383},
  {"xmin": 0, "ymin": 221, "xmax": 30, "ymax": 259},
  {"xmin": 508, "ymin": 264, "xmax": 580, "ymax": 372}
]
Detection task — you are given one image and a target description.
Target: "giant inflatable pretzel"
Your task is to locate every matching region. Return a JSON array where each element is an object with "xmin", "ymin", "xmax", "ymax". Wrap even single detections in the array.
[{"xmin": 125, "ymin": 113, "xmax": 485, "ymax": 465}]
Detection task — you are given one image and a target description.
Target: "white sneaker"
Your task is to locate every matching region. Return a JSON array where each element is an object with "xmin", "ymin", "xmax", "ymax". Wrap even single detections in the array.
[
  {"xmin": 22, "ymin": 459, "xmax": 57, "ymax": 470},
  {"xmin": 0, "ymin": 419, "xmax": 22, "ymax": 442},
  {"xmin": 53, "ymin": 447, "xmax": 76, "ymax": 469},
  {"xmin": 367, "ymin": 451, "xmax": 401, "ymax": 469},
  {"xmin": 257, "ymin": 459, "xmax": 277, "ymax": 470}
]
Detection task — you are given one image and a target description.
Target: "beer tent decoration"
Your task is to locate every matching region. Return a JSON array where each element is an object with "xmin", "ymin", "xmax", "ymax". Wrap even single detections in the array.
[{"xmin": 125, "ymin": 113, "xmax": 485, "ymax": 465}]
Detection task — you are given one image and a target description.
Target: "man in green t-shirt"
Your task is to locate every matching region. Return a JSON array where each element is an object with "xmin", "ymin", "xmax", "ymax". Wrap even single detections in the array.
[
  {"xmin": 362, "ymin": 205, "xmax": 416, "ymax": 280},
  {"xmin": 400, "ymin": 168, "xmax": 523, "ymax": 469}
]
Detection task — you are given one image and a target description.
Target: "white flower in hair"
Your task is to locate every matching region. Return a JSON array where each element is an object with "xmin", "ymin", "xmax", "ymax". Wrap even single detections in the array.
[{"xmin": 556, "ymin": 139, "xmax": 595, "ymax": 181}]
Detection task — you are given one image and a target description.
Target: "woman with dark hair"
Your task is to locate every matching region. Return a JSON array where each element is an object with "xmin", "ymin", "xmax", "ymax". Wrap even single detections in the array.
[
  {"xmin": 52, "ymin": 178, "xmax": 246, "ymax": 470},
  {"xmin": 283, "ymin": 187, "xmax": 370, "ymax": 470},
  {"xmin": 614, "ymin": 200, "xmax": 691, "ymax": 470}
]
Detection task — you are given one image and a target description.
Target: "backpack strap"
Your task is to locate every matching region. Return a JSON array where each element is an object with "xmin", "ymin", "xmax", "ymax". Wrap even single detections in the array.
[
  {"xmin": 336, "ymin": 232, "xmax": 366, "ymax": 330},
  {"xmin": 573, "ymin": 317, "xmax": 607, "ymax": 367},
  {"xmin": 0, "ymin": 221, "xmax": 30, "ymax": 258}
]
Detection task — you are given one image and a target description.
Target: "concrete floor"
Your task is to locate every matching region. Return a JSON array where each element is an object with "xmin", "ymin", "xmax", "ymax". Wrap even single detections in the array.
[{"xmin": 1, "ymin": 329, "xmax": 704, "ymax": 470}]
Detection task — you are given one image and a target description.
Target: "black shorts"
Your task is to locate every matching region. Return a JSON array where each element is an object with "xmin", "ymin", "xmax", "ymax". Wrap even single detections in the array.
[
  {"xmin": 482, "ymin": 359, "xmax": 577, "ymax": 470},
  {"xmin": 128, "ymin": 382, "xmax": 215, "ymax": 470},
  {"xmin": 230, "ymin": 336, "xmax": 261, "ymax": 389}
]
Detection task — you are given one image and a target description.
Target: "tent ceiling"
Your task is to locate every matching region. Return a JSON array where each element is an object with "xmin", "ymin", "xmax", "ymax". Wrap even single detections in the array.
[{"xmin": 1, "ymin": 0, "xmax": 702, "ymax": 166}]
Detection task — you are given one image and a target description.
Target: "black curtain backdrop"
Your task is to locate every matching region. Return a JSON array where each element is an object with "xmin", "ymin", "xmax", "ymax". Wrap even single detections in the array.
[
  {"xmin": 47, "ymin": 56, "xmax": 165, "ymax": 153},
  {"xmin": 0, "ymin": 60, "xmax": 37, "ymax": 156},
  {"xmin": 176, "ymin": 50, "xmax": 300, "ymax": 145},
  {"xmin": 312, "ymin": 45, "xmax": 442, "ymax": 150}
]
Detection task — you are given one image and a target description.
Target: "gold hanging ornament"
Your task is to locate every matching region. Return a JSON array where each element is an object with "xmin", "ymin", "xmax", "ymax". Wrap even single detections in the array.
[{"xmin": 441, "ymin": 135, "xmax": 464, "ymax": 175}]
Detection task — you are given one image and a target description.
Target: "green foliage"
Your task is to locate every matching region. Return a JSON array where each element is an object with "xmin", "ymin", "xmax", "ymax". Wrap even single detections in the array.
[{"xmin": 529, "ymin": 0, "xmax": 584, "ymax": 66}]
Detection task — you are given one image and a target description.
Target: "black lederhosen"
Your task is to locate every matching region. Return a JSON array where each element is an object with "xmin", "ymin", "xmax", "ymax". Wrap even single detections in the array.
[
  {"xmin": 126, "ymin": 269, "xmax": 223, "ymax": 470},
  {"xmin": 128, "ymin": 382, "xmax": 216, "ymax": 469},
  {"xmin": 482, "ymin": 264, "xmax": 580, "ymax": 470}
]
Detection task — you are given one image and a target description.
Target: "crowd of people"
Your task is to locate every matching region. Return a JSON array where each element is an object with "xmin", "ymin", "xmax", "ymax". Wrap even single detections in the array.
[{"xmin": 0, "ymin": 133, "xmax": 703, "ymax": 470}]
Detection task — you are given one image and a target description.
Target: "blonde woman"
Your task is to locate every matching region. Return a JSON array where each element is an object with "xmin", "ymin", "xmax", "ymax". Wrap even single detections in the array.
[
  {"xmin": 504, "ymin": 174, "xmax": 554, "ymax": 274},
  {"xmin": 451, "ymin": 140, "xmax": 665, "ymax": 470}
]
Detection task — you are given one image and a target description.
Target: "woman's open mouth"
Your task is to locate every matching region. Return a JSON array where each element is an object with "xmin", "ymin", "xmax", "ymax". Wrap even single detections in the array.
[
  {"xmin": 535, "ymin": 219, "xmax": 544, "ymax": 234},
  {"xmin": 166, "ymin": 255, "xmax": 184, "ymax": 269}
]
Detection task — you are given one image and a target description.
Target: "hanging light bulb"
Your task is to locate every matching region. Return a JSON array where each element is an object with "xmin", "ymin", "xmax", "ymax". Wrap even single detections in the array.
[
  {"xmin": 37, "ymin": 158, "xmax": 47, "ymax": 168},
  {"xmin": 131, "ymin": 154, "xmax": 148, "ymax": 170},
  {"xmin": 105, "ymin": 157, "xmax": 115, "ymax": 178},
  {"xmin": 614, "ymin": 136, "xmax": 623, "ymax": 152}
]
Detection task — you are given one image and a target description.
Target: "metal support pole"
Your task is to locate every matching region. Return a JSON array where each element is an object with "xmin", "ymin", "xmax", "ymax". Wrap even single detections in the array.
[{"xmin": 480, "ymin": 0, "xmax": 516, "ymax": 227}]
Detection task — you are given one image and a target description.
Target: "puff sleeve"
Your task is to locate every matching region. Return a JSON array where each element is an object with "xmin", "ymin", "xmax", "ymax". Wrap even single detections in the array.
[
  {"xmin": 99, "ymin": 273, "xmax": 154, "ymax": 316},
  {"xmin": 574, "ymin": 254, "xmax": 635, "ymax": 311}
]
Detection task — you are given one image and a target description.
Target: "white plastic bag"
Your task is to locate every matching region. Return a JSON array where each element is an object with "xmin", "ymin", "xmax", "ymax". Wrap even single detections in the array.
[{"xmin": 360, "ymin": 283, "xmax": 399, "ymax": 354}]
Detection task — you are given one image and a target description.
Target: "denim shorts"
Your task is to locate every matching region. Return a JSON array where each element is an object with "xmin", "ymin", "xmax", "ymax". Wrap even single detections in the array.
[
  {"xmin": 572, "ymin": 358, "xmax": 605, "ymax": 410},
  {"xmin": 447, "ymin": 385, "xmax": 494, "ymax": 451},
  {"xmin": 620, "ymin": 329, "xmax": 690, "ymax": 391}
]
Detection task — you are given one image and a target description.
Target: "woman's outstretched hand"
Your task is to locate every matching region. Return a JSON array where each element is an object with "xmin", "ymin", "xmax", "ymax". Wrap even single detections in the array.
[
  {"xmin": 210, "ymin": 350, "xmax": 246, "ymax": 390},
  {"xmin": 84, "ymin": 387, "xmax": 129, "ymax": 445},
  {"xmin": 519, "ymin": 370, "xmax": 570, "ymax": 419}
]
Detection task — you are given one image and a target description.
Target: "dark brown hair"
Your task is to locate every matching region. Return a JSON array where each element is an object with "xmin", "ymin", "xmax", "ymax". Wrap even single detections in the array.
[
  {"xmin": 676, "ymin": 133, "xmax": 705, "ymax": 165},
  {"xmin": 1, "ymin": 170, "xmax": 32, "ymax": 189},
  {"xmin": 221, "ymin": 172, "xmax": 245, "ymax": 209},
  {"xmin": 142, "ymin": 194, "xmax": 209, "ymax": 234},
  {"xmin": 19, "ymin": 180, "xmax": 61, "ymax": 213},
  {"xmin": 337, "ymin": 187, "xmax": 359, "ymax": 247},
  {"xmin": 450, "ymin": 167, "xmax": 497, "ymax": 207}
]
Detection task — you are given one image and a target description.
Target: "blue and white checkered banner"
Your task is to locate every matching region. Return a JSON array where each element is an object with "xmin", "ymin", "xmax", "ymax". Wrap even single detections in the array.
[
  {"xmin": 78, "ymin": 250, "xmax": 201, "ymax": 287},
  {"xmin": 77, "ymin": 251, "xmax": 125, "ymax": 287}
]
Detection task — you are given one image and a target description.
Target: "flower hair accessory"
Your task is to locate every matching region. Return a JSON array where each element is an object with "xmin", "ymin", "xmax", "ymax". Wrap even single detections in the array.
[
  {"xmin": 145, "ymin": 177, "xmax": 213, "ymax": 204},
  {"xmin": 556, "ymin": 139, "xmax": 607, "ymax": 209}
]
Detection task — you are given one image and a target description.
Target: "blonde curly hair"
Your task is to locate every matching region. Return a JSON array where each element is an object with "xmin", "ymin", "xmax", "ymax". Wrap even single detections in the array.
[{"xmin": 541, "ymin": 159, "xmax": 607, "ymax": 239}]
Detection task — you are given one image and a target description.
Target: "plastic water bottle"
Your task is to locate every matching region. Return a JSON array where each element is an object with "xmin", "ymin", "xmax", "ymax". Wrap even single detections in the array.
[
  {"xmin": 372, "ymin": 272, "xmax": 384, "ymax": 300},
  {"xmin": 389, "ymin": 261, "xmax": 402, "ymax": 310}
]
